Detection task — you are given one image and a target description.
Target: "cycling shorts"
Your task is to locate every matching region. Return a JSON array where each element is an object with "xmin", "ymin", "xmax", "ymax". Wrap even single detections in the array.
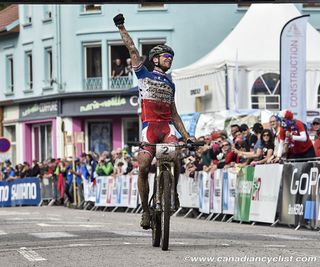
[{"xmin": 141, "ymin": 121, "xmax": 178, "ymax": 156}]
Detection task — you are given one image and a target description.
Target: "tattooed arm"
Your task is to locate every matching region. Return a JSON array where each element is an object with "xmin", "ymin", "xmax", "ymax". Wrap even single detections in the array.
[
  {"xmin": 171, "ymin": 102, "xmax": 190, "ymax": 140},
  {"xmin": 114, "ymin": 14, "xmax": 142, "ymax": 67}
]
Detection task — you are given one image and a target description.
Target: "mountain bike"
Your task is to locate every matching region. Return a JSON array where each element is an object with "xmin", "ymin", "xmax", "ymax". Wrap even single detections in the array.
[{"xmin": 133, "ymin": 141, "xmax": 204, "ymax": 251}]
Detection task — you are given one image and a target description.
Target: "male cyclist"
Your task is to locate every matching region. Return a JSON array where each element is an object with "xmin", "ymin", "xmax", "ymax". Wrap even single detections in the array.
[{"xmin": 113, "ymin": 14, "xmax": 191, "ymax": 229}]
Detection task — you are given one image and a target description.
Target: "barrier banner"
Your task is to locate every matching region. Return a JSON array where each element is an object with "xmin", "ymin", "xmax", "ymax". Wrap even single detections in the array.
[
  {"xmin": 178, "ymin": 174, "xmax": 198, "ymax": 208},
  {"xmin": 211, "ymin": 169, "xmax": 222, "ymax": 214},
  {"xmin": 234, "ymin": 166, "xmax": 254, "ymax": 222},
  {"xmin": 114, "ymin": 175, "xmax": 125, "ymax": 207},
  {"xmin": 222, "ymin": 168, "xmax": 237, "ymax": 215},
  {"xmin": 280, "ymin": 162, "xmax": 320, "ymax": 229},
  {"xmin": 0, "ymin": 177, "xmax": 41, "ymax": 207},
  {"xmin": 95, "ymin": 176, "xmax": 114, "ymax": 207},
  {"xmin": 128, "ymin": 174, "xmax": 138, "ymax": 208},
  {"xmin": 198, "ymin": 171, "xmax": 210, "ymax": 214},
  {"xmin": 83, "ymin": 179, "xmax": 96, "ymax": 202},
  {"xmin": 249, "ymin": 164, "xmax": 283, "ymax": 223}
]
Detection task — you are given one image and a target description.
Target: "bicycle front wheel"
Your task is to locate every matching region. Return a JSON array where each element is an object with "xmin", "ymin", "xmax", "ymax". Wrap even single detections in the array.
[{"xmin": 161, "ymin": 170, "xmax": 172, "ymax": 251}]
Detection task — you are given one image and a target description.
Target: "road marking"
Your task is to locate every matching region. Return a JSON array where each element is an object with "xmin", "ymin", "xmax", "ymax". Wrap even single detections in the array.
[
  {"xmin": 30, "ymin": 232, "xmax": 78, "ymax": 239},
  {"xmin": 265, "ymin": 244, "xmax": 287, "ymax": 248},
  {"xmin": 259, "ymin": 234, "xmax": 313, "ymax": 240},
  {"xmin": 17, "ymin": 247, "xmax": 46, "ymax": 262},
  {"xmin": 0, "ymin": 230, "xmax": 7, "ymax": 235},
  {"xmin": 37, "ymin": 223, "xmax": 109, "ymax": 228},
  {"xmin": 110, "ymin": 230, "xmax": 151, "ymax": 237}
]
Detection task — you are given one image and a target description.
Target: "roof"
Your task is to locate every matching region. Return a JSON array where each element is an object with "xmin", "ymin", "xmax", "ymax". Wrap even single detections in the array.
[
  {"xmin": 0, "ymin": 4, "xmax": 19, "ymax": 33},
  {"xmin": 173, "ymin": 4, "xmax": 320, "ymax": 80}
]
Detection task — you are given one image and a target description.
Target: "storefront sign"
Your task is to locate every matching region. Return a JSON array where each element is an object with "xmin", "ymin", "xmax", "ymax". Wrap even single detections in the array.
[
  {"xmin": 20, "ymin": 101, "xmax": 58, "ymax": 120},
  {"xmin": 61, "ymin": 95, "xmax": 139, "ymax": 116}
]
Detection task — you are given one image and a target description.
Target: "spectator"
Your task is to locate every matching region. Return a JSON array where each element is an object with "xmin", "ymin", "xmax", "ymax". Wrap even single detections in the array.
[
  {"xmin": 240, "ymin": 124, "xmax": 253, "ymax": 152},
  {"xmin": 312, "ymin": 118, "xmax": 320, "ymax": 157},
  {"xmin": 30, "ymin": 159, "xmax": 41, "ymax": 177},
  {"xmin": 251, "ymin": 122, "xmax": 263, "ymax": 149},
  {"xmin": 230, "ymin": 124, "xmax": 241, "ymax": 144},
  {"xmin": 112, "ymin": 58, "xmax": 124, "ymax": 78},
  {"xmin": 95, "ymin": 152, "xmax": 113, "ymax": 176},
  {"xmin": 20, "ymin": 161, "xmax": 31, "ymax": 178},
  {"xmin": 277, "ymin": 109, "xmax": 315, "ymax": 159},
  {"xmin": 124, "ymin": 58, "xmax": 133, "ymax": 76},
  {"xmin": 3, "ymin": 160, "xmax": 15, "ymax": 181},
  {"xmin": 237, "ymin": 129, "xmax": 274, "ymax": 166}
]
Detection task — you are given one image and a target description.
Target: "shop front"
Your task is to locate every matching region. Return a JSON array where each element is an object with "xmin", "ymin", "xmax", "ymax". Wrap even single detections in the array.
[
  {"xmin": 19, "ymin": 101, "xmax": 59, "ymax": 163},
  {"xmin": 61, "ymin": 93, "xmax": 139, "ymax": 155}
]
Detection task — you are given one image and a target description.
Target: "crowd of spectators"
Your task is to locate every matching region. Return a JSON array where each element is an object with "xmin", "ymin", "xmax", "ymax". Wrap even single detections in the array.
[{"xmin": 1, "ymin": 109, "xmax": 320, "ymax": 204}]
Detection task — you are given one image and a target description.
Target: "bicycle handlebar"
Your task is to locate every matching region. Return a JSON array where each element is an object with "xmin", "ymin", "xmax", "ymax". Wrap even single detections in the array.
[{"xmin": 127, "ymin": 141, "xmax": 205, "ymax": 149}]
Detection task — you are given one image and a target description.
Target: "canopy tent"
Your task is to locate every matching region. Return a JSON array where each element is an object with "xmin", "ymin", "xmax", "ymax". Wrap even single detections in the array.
[{"xmin": 172, "ymin": 4, "xmax": 320, "ymax": 114}]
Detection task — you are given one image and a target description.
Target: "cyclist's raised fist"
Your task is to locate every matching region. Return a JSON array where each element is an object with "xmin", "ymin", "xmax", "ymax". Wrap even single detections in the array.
[{"xmin": 113, "ymin": 13, "xmax": 125, "ymax": 27}]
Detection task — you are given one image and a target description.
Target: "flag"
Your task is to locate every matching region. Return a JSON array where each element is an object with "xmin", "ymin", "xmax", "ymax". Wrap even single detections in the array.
[{"xmin": 280, "ymin": 15, "xmax": 309, "ymax": 122}]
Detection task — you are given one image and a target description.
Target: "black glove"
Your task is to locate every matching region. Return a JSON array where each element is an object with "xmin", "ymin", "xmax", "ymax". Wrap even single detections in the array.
[{"xmin": 113, "ymin": 13, "xmax": 125, "ymax": 27}]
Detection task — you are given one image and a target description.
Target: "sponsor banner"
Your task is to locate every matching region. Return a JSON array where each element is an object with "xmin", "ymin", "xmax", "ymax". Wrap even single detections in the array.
[
  {"xmin": 198, "ymin": 171, "xmax": 210, "ymax": 214},
  {"xmin": 212, "ymin": 169, "xmax": 222, "ymax": 214},
  {"xmin": 128, "ymin": 174, "xmax": 139, "ymax": 208},
  {"xmin": 234, "ymin": 166, "xmax": 254, "ymax": 222},
  {"xmin": 95, "ymin": 176, "xmax": 112, "ymax": 207},
  {"xmin": 83, "ymin": 179, "xmax": 96, "ymax": 203},
  {"xmin": 176, "ymin": 113, "xmax": 200, "ymax": 138},
  {"xmin": 222, "ymin": 168, "xmax": 237, "ymax": 215},
  {"xmin": 280, "ymin": 15, "xmax": 308, "ymax": 121},
  {"xmin": 280, "ymin": 162, "xmax": 320, "ymax": 229},
  {"xmin": 249, "ymin": 164, "xmax": 283, "ymax": 223},
  {"xmin": 0, "ymin": 177, "xmax": 41, "ymax": 207},
  {"xmin": 178, "ymin": 174, "xmax": 199, "ymax": 208}
]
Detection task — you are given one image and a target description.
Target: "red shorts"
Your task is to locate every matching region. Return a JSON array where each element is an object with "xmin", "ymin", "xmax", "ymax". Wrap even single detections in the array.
[{"xmin": 141, "ymin": 121, "xmax": 178, "ymax": 156}]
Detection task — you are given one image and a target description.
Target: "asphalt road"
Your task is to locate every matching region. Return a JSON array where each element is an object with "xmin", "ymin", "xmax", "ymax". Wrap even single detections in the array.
[{"xmin": 0, "ymin": 206, "xmax": 319, "ymax": 267}]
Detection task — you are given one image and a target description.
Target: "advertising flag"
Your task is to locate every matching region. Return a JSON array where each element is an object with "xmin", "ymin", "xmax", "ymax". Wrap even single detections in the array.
[{"xmin": 280, "ymin": 15, "xmax": 309, "ymax": 121}]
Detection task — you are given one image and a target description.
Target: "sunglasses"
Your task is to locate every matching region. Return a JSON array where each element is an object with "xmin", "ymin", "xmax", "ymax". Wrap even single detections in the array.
[
  {"xmin": 159, "ymin": 53, "xmax": 173, "ymax": 59},
  {"xmin": 263, "ymin": 134, "xmax": 270, "ymax": 137},
  {"xmin": 221, "ymin": 143, "xmax": 230, "ymax": 147},
  {"xmin": 313, "ymin": 122, "xmax": 320, "ymax": 125}
]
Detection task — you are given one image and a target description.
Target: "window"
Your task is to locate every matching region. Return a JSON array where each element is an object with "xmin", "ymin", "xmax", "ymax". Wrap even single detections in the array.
[
  {"xmin": 6, "ymin": 55, "xmax": 14, "ymax": 93},
  {"xmin": 109, "ymin": 44, "xmax": 132, "ymax": 89},
  {"xmin": 25, "ymin": 51, "xmax": 33, "ymax": 90},
  {"xmin": 43, "ymin": 5, "xmax": 52, "ymax": 20},
  {"xmin": 88, "ymin": 121, "xmax": 112, "ymax": 154},
  {"xmin": 24, "ymin": 5, "xmax": 32, "ymax": 24},
  {"xmin": 32, "ymin": 124, "xmax": 52, "ymax": 162},
  {"xmin": 140, "ymin": 3, "xmax": 164, "ymax": 8},
  {"xmin": 122, "ymin": 118, "xmax": 139, "ymax": 149},
  {"xmin": 44, "ymin": 47, "xmax": 53, "ymax": 87},
  {"xmin": 82, "ymin": 4, "xmax": 101, "ymax": 13},
  {"xmin": 3, "ymin": 125, "xmax": 16, "ymax": 166},
  {"xmin": 303, "ymin": 3, "xmax": 320, "ymax": 9},
  {"xmin": 251, "ymin": 73, "xmax": 280, "ymax": 111},
  {"xmin": 84, "ymin": 44, "xmax": 102, "ymax": 90},
  {"xmin": 141, "ymin": 41, "xmax": 165, "ymax": 71}
]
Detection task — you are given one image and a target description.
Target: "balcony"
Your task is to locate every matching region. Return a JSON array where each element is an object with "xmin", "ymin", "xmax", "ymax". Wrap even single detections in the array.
[
  {"xmin": 109, "ymin": 76, "xmax": 133, "ymax": 90},
  {"xmin": 84, "ymin": 77, "xmax": 102, "ymax": 90}
]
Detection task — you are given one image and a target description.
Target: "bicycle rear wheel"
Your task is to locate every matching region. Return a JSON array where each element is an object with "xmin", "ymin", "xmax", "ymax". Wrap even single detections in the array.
[{"xmin": 161, "ymin": 170, "xmax": 172, "ymax": 251}]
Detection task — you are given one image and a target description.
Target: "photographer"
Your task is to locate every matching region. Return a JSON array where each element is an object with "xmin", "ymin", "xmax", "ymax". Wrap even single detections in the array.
[{"xmin": 95, "ymin": 152, "xmax": 113, "ymax": 176}]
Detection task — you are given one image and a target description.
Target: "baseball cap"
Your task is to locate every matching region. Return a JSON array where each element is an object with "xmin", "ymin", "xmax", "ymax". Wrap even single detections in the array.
[
  {"xmin": 312, "ymin": 118, "xmax": 320, "ymax": 124},
  {"xmin": 279, "ymin": 109, "xmax": 293, "ymax": 120}
]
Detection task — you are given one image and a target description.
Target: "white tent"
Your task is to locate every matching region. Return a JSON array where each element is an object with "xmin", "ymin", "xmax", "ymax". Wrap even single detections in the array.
[{"xmin": 172, "ymin": 4, "xmax": 320, "ymax": 114}]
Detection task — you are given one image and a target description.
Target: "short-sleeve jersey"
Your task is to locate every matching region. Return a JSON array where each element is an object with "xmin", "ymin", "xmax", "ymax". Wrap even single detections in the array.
[
  {"xmin": 134, "ymin": 65, "xmax": 175, "ymax": 123},
  {"xmin": 279, "ymin": 119, "xmax": 313, "ymax": 154}
]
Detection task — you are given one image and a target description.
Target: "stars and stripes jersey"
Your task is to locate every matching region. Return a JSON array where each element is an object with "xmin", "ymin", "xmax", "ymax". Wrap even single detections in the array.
[{"xmin": 134, "ymin": 64, "xmax": 175, "ymax": 123}]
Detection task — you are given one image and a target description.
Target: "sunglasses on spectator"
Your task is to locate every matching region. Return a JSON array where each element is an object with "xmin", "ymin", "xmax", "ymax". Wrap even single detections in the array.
[
  {"xmin": 263, "ymin": 134, "xmax": 270, "ymax": 137},
  {"xmin": 221, "ymin": 143, "xmax": 230, "ymax": 147},
  {"xmin": 159, "ymin": 53, "xmax": 173, "ymax": 59},
  {"xmin": 313, "ymin": 122, "xmax": 320, "ymax": 125}
]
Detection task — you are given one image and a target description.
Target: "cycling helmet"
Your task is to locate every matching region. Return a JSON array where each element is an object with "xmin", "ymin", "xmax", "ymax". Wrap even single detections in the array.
[{"xmin": 148, "ymin": 44, "xmax": 174, "ymax": 61}]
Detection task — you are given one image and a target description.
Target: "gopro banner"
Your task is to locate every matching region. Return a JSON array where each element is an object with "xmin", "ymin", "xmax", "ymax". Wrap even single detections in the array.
[
  {"xmin": 0, "ymin": 177, "xmax": 41, "ymax": 207},
  {"xmin": 280, "ymin": 15, "xmax": 309, "ymax": 121},
  {"xmin": 249, "ymin": 164, "xmax": 283, "ymax": 223},
  {"xmin": 280, "ymin": 162, "xmax": 320, "ymax": 229}
]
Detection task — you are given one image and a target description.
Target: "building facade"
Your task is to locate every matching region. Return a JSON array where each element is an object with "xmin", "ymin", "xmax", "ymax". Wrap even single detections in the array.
[{"xmin": 1, "ymin": 3, "xmax": 320, "ymax": 164}]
